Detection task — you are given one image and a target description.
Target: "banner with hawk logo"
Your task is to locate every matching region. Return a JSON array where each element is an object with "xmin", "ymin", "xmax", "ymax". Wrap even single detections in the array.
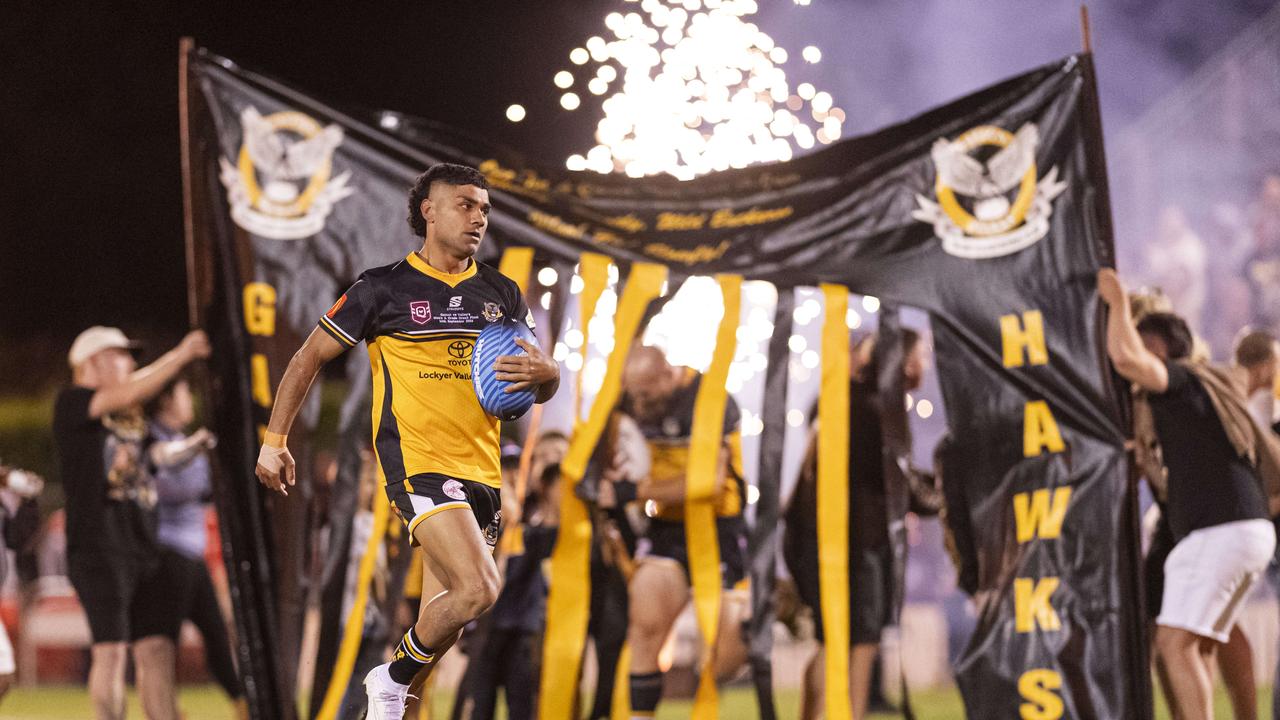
[{"xmin": 182, "ymin": 41, "xmax": 1148, "ymax": 720}]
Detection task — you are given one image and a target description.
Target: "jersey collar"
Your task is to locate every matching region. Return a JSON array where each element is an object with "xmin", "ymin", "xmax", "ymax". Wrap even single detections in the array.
[{"xmin": 406, "ymin": 251, "xmax": 477, "ymax": 287}]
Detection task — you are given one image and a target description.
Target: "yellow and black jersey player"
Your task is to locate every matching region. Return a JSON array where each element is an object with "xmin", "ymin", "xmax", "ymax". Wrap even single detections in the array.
[
  {"xmin": 599, "ymin": 344, "xmax": 749, "ymax": 719},
  {"xmin": 254, "ymin": 163, "xmax": 560, "ymax": 720}
]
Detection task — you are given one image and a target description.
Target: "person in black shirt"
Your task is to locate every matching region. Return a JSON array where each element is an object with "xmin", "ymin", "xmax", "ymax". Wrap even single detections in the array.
[
  {"xmin": 53, "ymin": 326, "xmax": 210, "ymax": 720},
  {"xmin": 784, "ymin": 329, "xmax": 927, "ymax": 720},
  {"xmin": 1100, "ymin": 269, "xmax": 1275, "ymax": 720}
]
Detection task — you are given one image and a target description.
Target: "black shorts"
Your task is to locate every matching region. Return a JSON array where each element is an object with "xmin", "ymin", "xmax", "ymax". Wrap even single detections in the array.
[
  {"xmin": 794, "ymin": 542, "xmax": 893, "ymax": 645},
  {"xmin": 68, "ymin": 549, "xmax": 186, "ymax": 644},
  {"xmin": 386, "ymin": 473, "xmax": 502, "ymax": 547},
  {"xmin": 637, "ymin": 516, "xmax": 747, "ymax": 590}
]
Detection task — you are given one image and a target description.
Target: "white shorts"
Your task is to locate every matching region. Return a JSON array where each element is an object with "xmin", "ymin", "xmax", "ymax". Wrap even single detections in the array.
[
  {"xmin": 0, "ymin": 622, "xmax": 12, "ymax": 675},
  {"xmin": 1157, "ymin": 518, "xmax": 1276, "ymax": 643}
]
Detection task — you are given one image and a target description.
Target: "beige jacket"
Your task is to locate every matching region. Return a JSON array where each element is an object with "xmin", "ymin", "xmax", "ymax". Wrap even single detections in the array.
[{"xmin": 1132, "ymin": 361, "xmax": 1280, "ymax": 516}]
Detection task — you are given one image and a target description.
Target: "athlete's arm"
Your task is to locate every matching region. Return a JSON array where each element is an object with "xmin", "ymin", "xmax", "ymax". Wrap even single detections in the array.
[
  {"xmin": 637, "ymin": 448, "xmax": 730, "ymax": 504},
  {"xmin": 494, "ymin": 337, "xmax": 560, "ymax": 403},
  {"xmin": 88, "ymin": 330, "xmax": 210, "ymax": 419},
  {"xmin": 255, "ymin": 328, "xmax": 346, "ymax": 496},
  {"xmin": 1098, "ymin": 268, "xmax": 1168, "ymax": 393}
]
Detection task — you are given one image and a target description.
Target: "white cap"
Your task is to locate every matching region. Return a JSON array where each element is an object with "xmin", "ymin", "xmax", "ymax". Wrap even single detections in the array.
[{"xmin": 68, "ymin": 326, "xmax": 140, "ymax": 368}]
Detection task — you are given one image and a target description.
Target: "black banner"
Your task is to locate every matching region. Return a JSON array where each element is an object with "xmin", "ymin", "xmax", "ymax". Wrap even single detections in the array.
[{"xmin": 185, "ymin": 43, "xmax": 1142, "ymax": 719}]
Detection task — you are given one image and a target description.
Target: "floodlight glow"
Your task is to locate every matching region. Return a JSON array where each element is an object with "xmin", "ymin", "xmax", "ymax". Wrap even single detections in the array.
[{"xmin": 505, "ymin": 104, "xmax": 526, "ymax": 122}]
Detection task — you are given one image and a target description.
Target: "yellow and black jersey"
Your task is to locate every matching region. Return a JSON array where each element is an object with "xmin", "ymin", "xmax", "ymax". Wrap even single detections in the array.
[
  {"xmin": 318, "ymin": 252, "xmax": 534, "ymax": 489},
  {"xmin": 621, "ymin": 368, "xmax": 745, "ymax": 520}
]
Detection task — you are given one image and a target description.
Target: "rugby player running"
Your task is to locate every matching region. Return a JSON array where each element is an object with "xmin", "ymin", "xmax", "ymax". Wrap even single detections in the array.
[{"xmin": 254, "ymin": 164, "xmax": 559, "ymax": 719}]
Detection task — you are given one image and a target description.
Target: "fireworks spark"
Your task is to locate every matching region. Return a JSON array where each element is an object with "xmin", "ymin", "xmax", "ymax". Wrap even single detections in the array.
[{"xmin": 555, "ymin": 0, "xmax": 842, "ymax": 180}]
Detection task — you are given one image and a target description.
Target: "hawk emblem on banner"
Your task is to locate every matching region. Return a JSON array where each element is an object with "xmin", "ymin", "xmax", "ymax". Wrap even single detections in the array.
[
  {"xmin": 913, "ymin": 122, "xmax": 1067, "ymax": 259},
  {"xmin": 219, "ymin": 106, "xmax": 355, "ymax": 240}
]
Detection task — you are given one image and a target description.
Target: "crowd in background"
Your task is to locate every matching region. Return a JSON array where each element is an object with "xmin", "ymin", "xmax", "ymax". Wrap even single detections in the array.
[{"xmin": 0, "ymin": 172, "xmax": 1277, "ymax": 719}]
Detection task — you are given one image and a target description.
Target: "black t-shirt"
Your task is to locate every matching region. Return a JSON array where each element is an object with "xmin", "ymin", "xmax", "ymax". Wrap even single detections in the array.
[
  {"xmin": 53, "ymin": 387, "xmax": 158, "ymax": 561},
  {"xmin": 1147, "ymin": 361, "xmax": 1268, "ymax": 541}
]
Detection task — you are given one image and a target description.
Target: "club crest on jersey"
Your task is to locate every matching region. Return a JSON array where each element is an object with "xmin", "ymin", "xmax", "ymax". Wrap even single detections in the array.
[
  {"xmin": 482, "ymin": 302, "xmax": 503, "ymax": 322},
  {"xmin": 912, "ymin": 122, "xmax": 1066, "ymax": 259},
  {"xmin": 410, "ymin": 301, "xmax": 432, "ymax": 325},
  {"xmin": 442, "ymin": 479, "xmax": 467, "ymax": 501},
  {"xmin": 218, "ymin": 105, "xmax": 354, "ymax": 240}
]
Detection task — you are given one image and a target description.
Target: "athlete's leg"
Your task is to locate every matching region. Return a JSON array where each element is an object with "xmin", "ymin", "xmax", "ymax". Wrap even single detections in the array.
[
  {"xmin": 88, "ymin": 643, "xmax": 129, "ymax": 720},
  {"xmin": 412, "ymin": 507, "xmax": 497, "ymax": 656},
  {"xmin": 1217, "ymin": 625, "xmax": 1257, "ymax": 720},
  {"xmin": 712, "ymin": 589, "xmax": 749, "ymax": 679},
  {"xmin": 402, "ymin": 551, "xmax": 464, "ymax": 691},
  {"xmin": 132, "ymin": 635, "xmax": 179, "ymax": 720},
  {"xmin": 849, "ymin": 642, "xmax": 879, "ymax": 720},
  {"xmin": 627, "ymin": 559, "xmax": 690, "ymax": 718},
  {"xmin": 1156, "ymin": 625, "xmax": 1213, "ymax": 720},
  {"xmin": 800, "ymin": 645, "xmax": 824, "ymax": 720}
]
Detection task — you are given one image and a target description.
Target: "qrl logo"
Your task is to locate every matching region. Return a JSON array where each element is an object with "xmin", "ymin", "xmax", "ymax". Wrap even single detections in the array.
[{"xmin": 410, "ymin": 301, "xmax": 432, "ymax": 325}]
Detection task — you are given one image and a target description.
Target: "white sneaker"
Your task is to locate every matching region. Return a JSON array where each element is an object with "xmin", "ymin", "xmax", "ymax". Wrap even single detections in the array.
[{"xmin": 363, "ymin": 664, "xmax": 412, "ymax": 720}]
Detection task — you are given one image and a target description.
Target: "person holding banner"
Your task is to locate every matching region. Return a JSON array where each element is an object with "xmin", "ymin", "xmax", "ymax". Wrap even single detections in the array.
[
  {"xmin": 1100, "ymin": 268, "xmax": 1278, "ymax": 720},
  {"xmin": 597, "ymin": 344, "xmax": 749, "ymax": 720},
  {"xmin": 253, "ymin": 163, "xmax": 560, "ymax": 720},
  {"xmin": 54, "ymin": 326, "xmax": 210, "ymax": 720}
]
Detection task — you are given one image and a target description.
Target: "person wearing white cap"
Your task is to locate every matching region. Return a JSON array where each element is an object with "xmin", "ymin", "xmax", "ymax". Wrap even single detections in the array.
[{"xmin": 53, "ymin": 326, "xmax": 209, "ymax": 720}]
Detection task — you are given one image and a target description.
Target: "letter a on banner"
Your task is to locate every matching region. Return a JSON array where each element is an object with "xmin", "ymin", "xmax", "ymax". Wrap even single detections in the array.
[
  {"xmin": 817, "ymin": 284, "xmax": 852, "ymax": 720},
  {"xmin": 540, "ymin": 259, "xmax": 668, "ymax": 720},
  {"xmin": 685, "ymin": 274, "xmax": 742, "ymax": 720}
]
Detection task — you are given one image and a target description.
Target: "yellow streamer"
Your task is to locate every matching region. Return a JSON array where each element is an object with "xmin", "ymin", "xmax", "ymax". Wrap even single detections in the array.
[
  {"xmin": 684, "ymin": 274, "xmax": 742, "ymax": 719},
  {"xmin": 611, "ymin": 642, "xmax": 632, "ymax": 720},
  {"xmin": 540, "ymin": 259, "xmax": 668, "ymax": 720},
  {"xmin": 496, "ymin": 246, "xmax": 537, "ymax": 556},
  {"xmin": 497, "ymin": 246, "xmax": 535, "ymax": 295},
  {"xmin": 818, "ymin": 284, "xmax": 852, "ymax": 720},
  {"xmin": 573, "ymin": 254, "xmax": 613, "ymax": 422},
  {"xmin": 315, "ymin": 490, "xmax": 391, "ymax": 720}
]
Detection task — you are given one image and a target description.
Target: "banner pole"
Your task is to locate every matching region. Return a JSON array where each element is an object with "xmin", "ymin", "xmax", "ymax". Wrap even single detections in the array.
[
  {"xmin": 1079, "ymin": 5, "xmax": 1093, "ymax": 54},
  {"xmin": 178, "ymin": 36, "xmax": 199, "ymax": 330}
]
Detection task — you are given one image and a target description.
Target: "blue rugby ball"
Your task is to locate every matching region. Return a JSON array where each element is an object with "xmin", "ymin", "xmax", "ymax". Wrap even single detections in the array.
[{"xmin": 472, "ymin": 318, "xmax": 539, "ymax": 421}]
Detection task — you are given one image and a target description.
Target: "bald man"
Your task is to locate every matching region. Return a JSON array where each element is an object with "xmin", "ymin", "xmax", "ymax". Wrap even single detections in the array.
[{"xmin": 598, "ymin": 345, "xmax": 749, "ymax": 719}]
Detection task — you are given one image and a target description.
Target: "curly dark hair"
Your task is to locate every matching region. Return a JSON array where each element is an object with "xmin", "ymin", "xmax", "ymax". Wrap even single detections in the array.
[
  {"xmin": 1136, "ymin": 312, "xmax": 1193, "ymax": 360},
  {"xmin": 406, "ymin": 163, "xmax": 490, "ymax": 236}
]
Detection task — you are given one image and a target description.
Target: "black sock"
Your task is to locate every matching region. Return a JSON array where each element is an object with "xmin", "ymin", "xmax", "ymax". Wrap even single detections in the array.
[
  {"xmin": 629, "ymin": 671, "xmax": 663, "ymax": 717},
  {"xmin": 387, "ymin": 628, "xmax": 435, "ymax": 685}
]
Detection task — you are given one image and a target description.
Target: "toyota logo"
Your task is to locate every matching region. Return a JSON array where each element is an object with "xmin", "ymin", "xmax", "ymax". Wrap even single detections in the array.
[{"xmin": 448, "ymin": 340, "xmax": 473, "ymax": 359}]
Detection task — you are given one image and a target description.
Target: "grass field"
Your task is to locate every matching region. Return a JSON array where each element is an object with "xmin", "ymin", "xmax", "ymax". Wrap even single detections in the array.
[{"xmin": 0, "ymin": 683, "xmax": 1270, "ymax": 719}]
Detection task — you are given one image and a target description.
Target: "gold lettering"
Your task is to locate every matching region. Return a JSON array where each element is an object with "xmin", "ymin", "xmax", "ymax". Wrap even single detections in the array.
[
  {"xmin": 243, "ymin": 282, "xmax": 277, "ymax": 337},
  {"xmin": 1024, "ymin": 401, "xmax": 1065, "ymax": 457},
  {"xmin": 604, "ymin": 214, "xmax": 647, "ymax": 233},
  {"xmin": 1013, "ymin": 488, "xmax": 1072, "ymax": 543},
  {"xmin": 1014, "ymin": 578, "xmax": 1061, "ymax": 633},
  {"xmin": 1018, "ymin": 669, "xmax": 1064, "ymax": 720},
  {"xmin": 655, "ymin": 212, "xmax": 707, "ymax": 231},
  {"xmin": 527, "ymin": 211, "xmax": 588, "ymax": 240},
  {"xmin": 251, "ymin": 354, "xmax": 272, "ymax": 408},
  {"xmin": 708, "ymin": 205, "xmax": 794, "ymax": 228},
  {"xmin": 1001, "ymin": 311, "xmax": 1049, "ymax": 368},
  {"xmin": 643, "ymin": 241, "xmax": 732, "ymax": 265}
]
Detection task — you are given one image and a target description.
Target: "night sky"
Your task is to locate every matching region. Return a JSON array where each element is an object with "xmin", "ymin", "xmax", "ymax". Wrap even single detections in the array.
[{"xmin": 3, "ymin": 0, "xmax": 1275, "ymax": 388}]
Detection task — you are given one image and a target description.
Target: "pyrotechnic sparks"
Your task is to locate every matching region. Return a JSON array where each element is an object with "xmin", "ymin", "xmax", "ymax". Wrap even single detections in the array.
[{"xmin": 555, "ymin": 0, "xmax": 841, "ymax": 179}]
